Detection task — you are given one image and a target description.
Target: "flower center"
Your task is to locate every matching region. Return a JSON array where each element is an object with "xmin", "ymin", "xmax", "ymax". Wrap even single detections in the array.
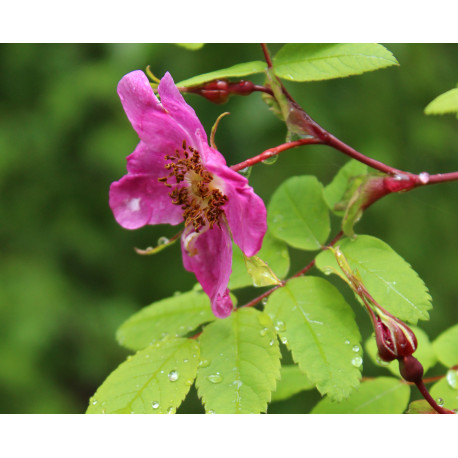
[{"xmin": 158, "ymin": 141, "xmax": 228, "ymax": 232}]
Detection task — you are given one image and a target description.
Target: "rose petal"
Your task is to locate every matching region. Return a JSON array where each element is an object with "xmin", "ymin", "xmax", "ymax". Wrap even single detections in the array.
[
  {"xmin": 109, "ymin": 174, "xmax": 183, "ymax": 229},
  {"xmin": 181, "ymin": 224, "xmax": 234, "ymax": 318},
  {"xmin": 207, "ymin": 163, "xmax": 267, "ymax": 257},
  {"xmin": 158, "ymin": 72, "xmax": 208, "ymax": 151}
]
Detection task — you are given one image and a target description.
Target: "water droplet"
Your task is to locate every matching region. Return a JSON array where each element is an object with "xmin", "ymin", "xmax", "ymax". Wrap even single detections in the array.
[
  {"xmin": 275, "ymin": 321, "xmax": 286, "ymax": 332},
  {"xmin": 376, "ymin": 356, "xmax": 390, "ymax": 367},
  {"xmin": 238, "ymin": 166, "xmax": 252, "ymax": 178},
  {"xmin": 157, "ymin": 236, "xmax": 169, "ymax": 246},
  {"xmin": 262, "ymin": 155, "xmax": 278, "ymax": 165},
  {"xmin": 199, "ymin": 359, "xmax": 210, "ymax": 368},
  {"xmin": 351, "ymin": 356, "xmax": 363, "ymax": 368},
  {"xmin": 207, "ymin": 409, "xmax": 215, "ymax": 414},
  {"xmin": 91, "ymin": 399, "xmax": 98, "ymax": 406},
  {"xmin": 436, "ymin": 398, "xmax": 444, "ymax": 407},
  {"xmin": 281, "ymin": 336, "xmax": 288, "ymax": 345},
  {"xmin": 207, "ymin": 373, "xmax": 223, "ymax": 384},
  {"xmin": 126, "ymin": 355, "xmax": 133, "ymax": 361},
  {"xmin": 269, "ymin": 339, "xmax": 275, "ymax": 346},
  {"xmin": 324, "ymin": 268, "xmax": 332, "ymax": 276},
  {"xmin": 419, "ymin": 172, "xmax": 430, "ymax": 184},
  {"xmin": 168, "ymin": 370, "xmax": 179, "ymax": 382},
  {"xmin": 233, "ymin": 380, "xmax": 243, "ymax": 389},
  {"xmin": 261, "ymin": 297, "xmax": 269, "ymax": 306},
  {"xmin": 344, "ymin": 340, "xmax": 351, "ymax": 345},
  {"xmin": 152, "ymin": 401, "xmax": 160, "ymax": 409},
  {"xmin": 259, "ymin": 328, "xmax": 268, "ymax": 337},
  {"xmin": 167, "ymin": 406, "xmax": 174, "ymax": 414},
  {"xmin": 446, "ymin": 369, "xmax": 458, "ymax": 389},
  {"xmin": 352, "ymin": 345, "xmax": 360, "ymax": 353}
]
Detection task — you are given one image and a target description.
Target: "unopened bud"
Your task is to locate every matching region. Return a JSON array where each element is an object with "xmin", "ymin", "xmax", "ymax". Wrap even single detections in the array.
[
  {"xmin": 186, "ymin": 79, "xmax": 256, "ymax": 104},
  {"xmin": 373, "ymin": 314, "xmax": 417, "ymax": 362},
  {"xmin": 398, "ymin": 355, "xmax": 424, "ymax": 383}
]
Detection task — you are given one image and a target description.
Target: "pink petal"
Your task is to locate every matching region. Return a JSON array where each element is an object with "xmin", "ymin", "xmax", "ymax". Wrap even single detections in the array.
[
  {"xmin": 109, "ymin": 174, "xmax": 183, "ymax": 229},
  {"xmin": 207, "ymin": 163, "xmax": 267, "ymax": 257},
  {"xmin": 181, "ymin": 224, "xmax": 234, "ymax": 318},
  {"xmin": 158, "ymin": 72, "xmax": 208, "ymax": 151}
]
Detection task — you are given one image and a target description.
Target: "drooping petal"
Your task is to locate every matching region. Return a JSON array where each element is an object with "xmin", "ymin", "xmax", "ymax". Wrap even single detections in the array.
[
  {"xmin": 158, "ymin": 72, "xmax": 208, "ymax": 153},
  {"xmin": 109, "ymin": 174, "xmax": 183, "ymax": 229},
  {"xmin": 181, "ymin": 224, "xmax": 234, "ymax": 318},
  {"xmin": 206, "ymin": 162, "xmax": 267, "ymax": 257}
]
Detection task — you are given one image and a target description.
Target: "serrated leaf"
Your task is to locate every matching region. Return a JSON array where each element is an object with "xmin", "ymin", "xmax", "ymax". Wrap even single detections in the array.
[
  {"xmin": 229, "ymin": 230, "xmax": 290, "ymax": 290},
  {"xmin": 196, "ymin": 308, "xmax": 281, "ymax": 413},
  {"xmin": 323, "ymin": 160, "xmax": 369, "ymax": 215},
  {"xmin": 175, "ymin": 43, "xmax": 204, "ymax": 51},
  {"xmin": 406, "ymin": 400, "xmax": 439, "ymax": 414},
  {"xmin": 432, "ymin": 323, "xmax": 458, "ymax": 367},
  {"xmin": 315, "ymin": 235, "xmax": 432, "ymax": 324},
  {"xmin": 425, "ymin": 87, "xmax": 458, "ymax": 115},
  {"xmin": 430, "ymin": 375, "xmax": 458, "ymax": 411},
  {"xmin": 267, "ymin": 176, "xmax": 330, "ymax": 251},
  {"xmin": 176, "ymin": 61, "xmax": 267, "ymax": 88},
  {"xmin": 87, "ymin": 338, "xmax": 200, "ymax": 414},
  {"xmin": 265, "ymin": 276, "xmax": 362, "ymax": 401},
  {"xmin": 311, "ymin": 377, "xmax": 410, "ymax": 414},
  {"xmin": 271, "ymin": 365, "xmax": 314, "ymax": 402},
  {"xmin": 365, "ymin": 326, "xmax": 437, "ymax": 376},
  {"xmin": 116, "ymin": 289, "xmax": 216, "ymax": 351},
  {"xmin": 273, "ymin": 43, "xmax": 398, "ymax": 82}
]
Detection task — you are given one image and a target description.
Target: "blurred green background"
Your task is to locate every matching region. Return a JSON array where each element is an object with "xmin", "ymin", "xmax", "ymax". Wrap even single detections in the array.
[{"xmin": 0, "ymin": 43, "xmax": 456, "ymax": 414}]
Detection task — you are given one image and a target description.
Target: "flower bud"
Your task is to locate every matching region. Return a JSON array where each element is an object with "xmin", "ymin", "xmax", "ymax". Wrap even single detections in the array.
[
  {"xmin": 187, "ymin": 80, "xmax": 230, "ymax": 104},
  {"xmin": 373, "ymin": 313, "xmax": 418, "ymax": 362},
  {"xmin": 398, "ymin": 355, "xmax": 424, "ymax": 383}
]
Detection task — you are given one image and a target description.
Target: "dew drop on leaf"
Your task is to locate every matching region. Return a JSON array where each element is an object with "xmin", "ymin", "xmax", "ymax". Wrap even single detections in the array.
[
  {"xmin": 436, "ymin": 398, "xmax": 444, "ymax": 407},
  {"xmin": 207, "ymin": 373, "xmax": 223, "ymax": 384},
  {"xmin": 352, "ymin": 345, "xmax": 360, "ymax": 353},
  {"xmin": 446, "ymin": 369, "xmax": 458, "ymax": 389},
  {"xmin": 262, "ymin": 155, "xmax": 278, "ymax": 165},
  {"xmin": 344, "ymin": 340, "xmax": 351, "ymax": 345},
  {"xmin": 351, "ymin": 356, "xmax": 363, "ymax": 368},
  {"xmin": 157, "ymin": 236, "xmax": 169, "ymax": 246},
  {"xmin": 152, "ymin": 401, "xmax": 160, "ymax": 409},
  {"xmin": 275, "ymin": 321, "xmax": 286, "ymax": 332},
  {"xmin": 199, "ymin": 359, "xmax": 210, "ymax": 368},
  {"xmin": 167, "ymin": 407, "xmax": 174, "ymax": 414},
  {"xmin": 259, "ymin": 328, "xmax": 268, "ymax": 337},
  {"xmin": 168, "ymin": 370, "xmax": 179, "ymax": 382},
  {"xmin": 238, "ymin": 166, "xmax": 252, "ymax": 178}
]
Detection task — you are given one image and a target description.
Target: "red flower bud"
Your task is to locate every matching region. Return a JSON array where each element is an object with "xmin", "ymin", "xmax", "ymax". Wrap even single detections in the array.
[{"xmin": 373, "ymin": 314, "xmax": 418, "ymax": 362}]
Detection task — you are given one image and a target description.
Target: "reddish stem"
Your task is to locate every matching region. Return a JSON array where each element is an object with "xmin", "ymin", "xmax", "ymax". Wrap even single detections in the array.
[
  {"xmin": 231, "ymin": 137, "xmax": 322, "ymax": 172},
  {"xmin": 260, "ymin": 43, "xmax": 273, "ymax": 68},
  {"xmin": 415, "ymin": 380, "xmax": 455, "ymax": 414}
]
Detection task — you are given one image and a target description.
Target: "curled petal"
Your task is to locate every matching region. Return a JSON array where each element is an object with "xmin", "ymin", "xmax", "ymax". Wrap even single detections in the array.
[
  {"xmin": 109, "ymin": 174, "xmax": 183, "ymax": 229},
  {"xmin": 181, "ymin": 224, "xmax": 234, "ymax": 318}
]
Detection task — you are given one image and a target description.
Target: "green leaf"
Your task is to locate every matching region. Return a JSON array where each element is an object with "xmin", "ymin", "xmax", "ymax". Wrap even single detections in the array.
[
  {"xmin": 365, "ymin": 326, "xmax": 437, "ymax": 376},
  {"xmin": 116, "ymin": 289, "xmax": 216, "ymax": 351},
  {"xmin": 196, "ymin": 308, "xmax": 281, "ymax": 413},
  {"xmin": 243, "ymin": 255, "xmax": 282, "ymax": 287},
  {"xmin": 323, "ymin": 160, "xmax": 369, "ymax": 216},
  {"xmin": 430, "ymin": 373, "xmax": 458, "ymax": 411},
  {"xmin": 267, "ymin": 176, "xmax": 330, "ymax": 251},
  {"xmin": 432, "ymin": 323, "xmax": 458, "ymax": 367},
  {"xmin": 315, "ymin": 235, "xmax": 432, "ymax": 324},
  {"xmin": 425, "ymin": 87, "xmax": 458, "ymax": 115},
  {"xmin": 406, "ymin": 400, "xmax": 439, "ymax": 414},
  {"xmin": 87, "ymin": 338, "xmax": 200, "ymax": 414},
  {"xmin": 271, "ymin": 365, "xmax": 314, "ymax": 402},
  {"xmin": 175, "ymin": 43, "xmax": 204, "ymax": 51},
  {"xmin": 229, "ymin": 230, "xmax": 290, "ymax": 290},
  {"xmin": 273, "ymin": 43, "xmax": 398, "ymax": 82},
  {"xmin": 176, "ymin": 61, "xmax": 267, "ymax": 88},
  {"xmin": 310, "ymin": 377, "xmax": 410, "ymax": 414},
  {"xmin": 265, "ymin": 276, "xmax": 362, "ymax": 401}
]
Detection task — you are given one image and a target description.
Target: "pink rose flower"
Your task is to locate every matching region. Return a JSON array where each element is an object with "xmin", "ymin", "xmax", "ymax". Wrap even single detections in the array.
[{"xmin": 109, "ymin": 71, "xmax": 267, "ymax": 318}]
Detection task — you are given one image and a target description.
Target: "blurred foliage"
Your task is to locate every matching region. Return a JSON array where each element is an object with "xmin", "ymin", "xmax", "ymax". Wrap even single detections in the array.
[{"xmin": 0, "ymin": 44, "xmax": 456, "ymax": 413}]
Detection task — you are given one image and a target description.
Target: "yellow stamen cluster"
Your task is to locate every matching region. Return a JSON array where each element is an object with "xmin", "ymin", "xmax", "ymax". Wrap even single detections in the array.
[{"xmin": 158, "ymin": 141, "xmax": 228, "ymax": 232}]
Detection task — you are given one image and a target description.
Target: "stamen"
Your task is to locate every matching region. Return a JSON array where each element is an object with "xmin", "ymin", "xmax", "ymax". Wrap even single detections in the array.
[{"xmin": 158, "ymin": 141, "xmax": 228, "ymax": 231}]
